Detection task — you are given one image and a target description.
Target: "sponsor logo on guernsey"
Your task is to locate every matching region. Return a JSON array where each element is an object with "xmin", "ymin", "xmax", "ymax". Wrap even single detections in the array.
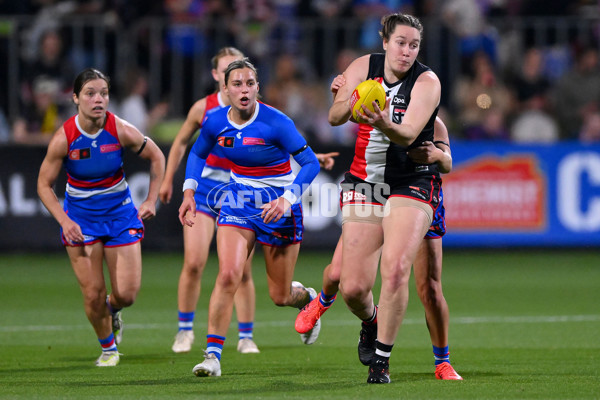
[
  {"xmin": 342, "ymin": 190, "xmax": 367, "ymax": 203},
  {"xmin": 100, "ymin": 144, "xmax": 121, "ymax": 153},
  {"xmin": 415, "ymin": 165, "xmax": 429, "ymax": 172},
  {"xmin": 92, "ymin": 140, "xmax": 97, "ymax": 148},
  {"xmin": 236, "ymin": 131, "xmax": 242, "ymax": 139},
  {"xmin": 243, "ymin": 137, "xmax": 265, "ymax": 145},
  {"xmin": 392, "ymin": 94, "xmax": 405, "ymax": 105},
  {"xmin": 409, "ymin": 186, "xmax": 428, "ymax": 200},
  {"xmin": 219, "ymin": 214, "xmax": 249, "ymax": 225}
]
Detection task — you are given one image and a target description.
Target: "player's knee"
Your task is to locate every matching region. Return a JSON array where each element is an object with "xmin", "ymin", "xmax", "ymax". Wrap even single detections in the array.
[
  {"xmin": 269, "ymin": 290, "xmax": 289, "ymax": 307},
  {"xmin": 113, "ymin": 292, "xmax": 137, "ymax": 308},
  {"xmin": 240, "ymin": 269, "xmax": 252, "ymax": 284},
  {"xmin": 216, "ymin": 267, "xmax": 242, "ymax": 289},
  {"xmin": 84, "ymin": 290, "xmax": 107, "ymax": 311},
  {"xmin": 417, "ymin": 281, "xmax": 444, "ymax": 308},
  {"xmin": 325, "ymin": 264, "xmax": 341, "ymax": 283},
  {"xmin": 381, "ymin": 258, "xmax": 412, "ymax": 288},
  {"xmin": 340, "ymin": 280, "xmax": 369, "ymax": 303},
  {"xmin": 183, "ymin": 259, "xmax": 206, "ymax": 278}
]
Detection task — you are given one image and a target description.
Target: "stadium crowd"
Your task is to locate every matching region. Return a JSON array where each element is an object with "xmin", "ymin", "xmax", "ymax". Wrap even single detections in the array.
[{"xmin": 1, "ymin": 0, "xmax": 600, "ymax": 145}]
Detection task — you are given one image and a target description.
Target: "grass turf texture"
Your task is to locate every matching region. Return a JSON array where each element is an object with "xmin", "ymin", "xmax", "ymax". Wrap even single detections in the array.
[{"xmin": 0, "ymin": 249, "xmax": 598, "ymax": 399}]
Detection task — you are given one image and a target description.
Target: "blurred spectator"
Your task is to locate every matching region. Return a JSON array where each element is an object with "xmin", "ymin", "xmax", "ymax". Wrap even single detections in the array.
[
  {"xmin": 464, "ymin": 108, "xmax": 510, "ymax": 141},
  {"xmin": 512, "ymin": 47, "xmax": 551, "ymax": 110},
  {"xmin": 542, "ymin": 45, "xmax": 572, "ymax": 81},
  {"xmin": 231, "ymin": 0, "xmax": 274, "ymax": 60},
  {"xmin": 550, "ymin": 45, "xmax": 600, "ymax": 139},
  {"xmin": 109, "ymin": 0, "xmax": 166, "ymax": 26},
  {"xmin": 21, "ymin": 29, "xmax": 74, "ymax": 107},
  {"xmin": 442, "ymin": 0, "xmax": 498, "ymax": 68},
  {"xmin": 263, "ymin": 53, "xmax": 308, "ymax": 120},
  {"xmin": 352, "ymin": 0, "xmax": 414, "ymax": 50},
  {"xmin": 269, "ymin": 0, "xmax": 302, "ymax": 54},
  {"xmin": 118, "ymin": 67, "xmax": 169, "ymax": 136},
  {"xmin": 163, "ymin": 0, "xmax": 214, "ymax": 111},
  {"xmin": 262, "ymin": 53, "xmax": 329, "ymax": 143},
  {"xmin": 510, "ymin": 110, "xmax": 559, "ymax": 143},
  {"xmin": 579, "ymin": 111, "xmax": 600, "ymax": 143},
  {"xmin": 452, "ymin": 51, "xmax": 514, "ymax": 140},
  {"xmin": 322, "ymin": 48, "xmax": 360, "ymax": 145},
  {"xmin": 509, "ymin": 47, "xmax": 559, "ymax": 143},
  {"xmin": 310, "ymin": 0, "xmax": 352, "ymax": 18},
  {"xmin": 164, "ymin": 0, "xmax": 209, "ymax": 57},
  {"xmin": 13, "ymin": 76, "xmax": 69, "ymax": 145},
  {"xmin": 0, "ymin": 0, "xmax": 34, "ymax": 14},
  {"xmin": 0, "ymin": 107, "xmax": 10, "ymax": 144},
  {"xmin": 20, "ymin": 1, "xmax": 78, "ymax": 63}
]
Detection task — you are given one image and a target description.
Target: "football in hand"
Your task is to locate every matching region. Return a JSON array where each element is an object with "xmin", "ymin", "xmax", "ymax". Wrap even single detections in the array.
[{"xmin": 350, "ymin": 79, "xmax": 386, "ymax": 123}]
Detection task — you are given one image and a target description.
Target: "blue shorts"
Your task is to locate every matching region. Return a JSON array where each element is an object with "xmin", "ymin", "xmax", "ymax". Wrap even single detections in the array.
[
  {"xmin": 425, "ymin": 187, "xmax": 445, "ymax": 239},
  {"xmin": 62, "ymin": 194, "xmax": 144, "ymax": 247},
  {"xmin": 215, "ymin": 185, "xmax": 303, "ymax": 247},
  {"xmin": 194, "ymin": 177, "xmax": 226, "ymax": 218}
]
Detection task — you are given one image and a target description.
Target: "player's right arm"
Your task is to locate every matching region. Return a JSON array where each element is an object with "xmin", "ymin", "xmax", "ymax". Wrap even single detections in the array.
[
  {"xmin": 178, "ymin": 116, "xmax": 218, "ymax": 227},
  {"xmin": 159, "ymin": 98, "xmax": 207, "ymax": 204},
  {"xmin": 37, "ymin": 128, "xmax": 84, "ymax": 243},
  {"xmin": 328, "ymin": 55, "xmax": 369, "ymax": 126},
  {"xmin": 432, "ymin": 116, "xmax": 452, "ymax": 174},
  {"xmin": 407, "ymin": 116, "xmax": 452, "ymax": 173}
]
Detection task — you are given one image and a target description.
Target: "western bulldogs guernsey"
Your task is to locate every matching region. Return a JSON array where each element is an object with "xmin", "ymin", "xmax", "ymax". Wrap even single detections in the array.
[
  {"xmin": 200, "ymin": 92, "xmax": 233, "ymax": 183},
  {"xmin": 61, "ymin": 111, "xmax": 143, "ymax": 246},
  {"xmin": 184, "ymin": 101, "xmax": 319, "ymax": 246},
  {"xmin": 349, "ymin": 54, "xmax": 440, "ymax": 185},
  {"xmin": 63, "ymin": 111, "xmax": 132, "ymax": 215},
  {"xmin": 186, "ymin": 102, "xmax": 317, "ymax": 198},
  {"xmin": 193, "ymin": 92, "xmax": 235, "ymax": 216}
]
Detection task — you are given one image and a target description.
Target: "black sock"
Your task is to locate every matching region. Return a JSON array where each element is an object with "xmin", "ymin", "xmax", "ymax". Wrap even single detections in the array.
[{"xmin": 374, "ymin": 340, "xmax": 393, "ymax": 360}]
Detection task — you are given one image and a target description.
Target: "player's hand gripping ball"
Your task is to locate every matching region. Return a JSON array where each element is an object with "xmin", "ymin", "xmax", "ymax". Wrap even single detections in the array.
[{"xmin": 350, "ymin": 79, "xmax": 386, "ymax": 123}]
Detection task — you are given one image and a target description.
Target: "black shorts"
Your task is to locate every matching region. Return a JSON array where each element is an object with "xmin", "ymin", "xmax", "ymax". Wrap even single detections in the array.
[{"xmin": 340, "ymin": 172, "xmax": 441, "ymax": 211}]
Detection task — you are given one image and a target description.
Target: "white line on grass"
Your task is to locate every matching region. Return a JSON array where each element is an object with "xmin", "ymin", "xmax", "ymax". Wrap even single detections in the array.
[{"xmin": 1, "ymin": 314, "xmax": 599, "ymax": 333}]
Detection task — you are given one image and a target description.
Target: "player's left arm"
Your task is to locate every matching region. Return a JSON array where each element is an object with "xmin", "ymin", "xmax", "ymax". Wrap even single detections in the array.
[
  {"xmin": 261, "ymin": 117, "xmax": 320, "ymax": 223},
  {"xmin": 366, "ymin": 71, "xmax": 441, "ymax": 147},
  {"xmin": 407, "ymin": 116, "xmax": 452, "ymax": 173},
  {"xmin": 117, "ymin": 117, "xmax": 166, "ymax": 220}
]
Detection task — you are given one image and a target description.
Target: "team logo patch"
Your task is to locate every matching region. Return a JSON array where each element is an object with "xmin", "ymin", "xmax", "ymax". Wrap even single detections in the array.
[
  {"xmin": 271, "ymin": 231, "xmax": 291, "ymax": 240},
  {"xmin": 69, "ymin": 148, "xmax": 91, "ymax": 160},
  {"xmin": 129, "ymin": 228, "xmax": 143, "ymax": 236},
  {"xmin": 218, "ymin": 137, "xmax": 235, "ymax": 148},
  {"xmin": 392, "ymin": 107, "xmax": 405, "ymax": 124},
  {"xmin": 100, "ymin": 144, "xmax": 121, "ymax": 153}
]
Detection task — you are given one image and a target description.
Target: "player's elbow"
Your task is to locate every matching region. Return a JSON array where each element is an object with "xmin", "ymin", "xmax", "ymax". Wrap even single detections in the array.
[
  {"xmin": 328, "ymin": 114, "xmax": 343, "ymax": 126},
  {"xmin": 328, "ymin": 108, "xmax": 347, "ymax": 126}
]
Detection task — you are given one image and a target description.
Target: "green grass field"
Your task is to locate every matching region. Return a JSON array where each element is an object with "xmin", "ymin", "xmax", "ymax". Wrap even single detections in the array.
[{"xmin": 0, "ymin": 249, "xmax": 599, "ymax": 399}]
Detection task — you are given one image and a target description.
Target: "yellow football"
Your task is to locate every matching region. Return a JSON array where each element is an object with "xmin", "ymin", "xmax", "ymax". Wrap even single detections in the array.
[{"xmin": 350, "ymin": 79, "xmax": 386, "ymax": 123}]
